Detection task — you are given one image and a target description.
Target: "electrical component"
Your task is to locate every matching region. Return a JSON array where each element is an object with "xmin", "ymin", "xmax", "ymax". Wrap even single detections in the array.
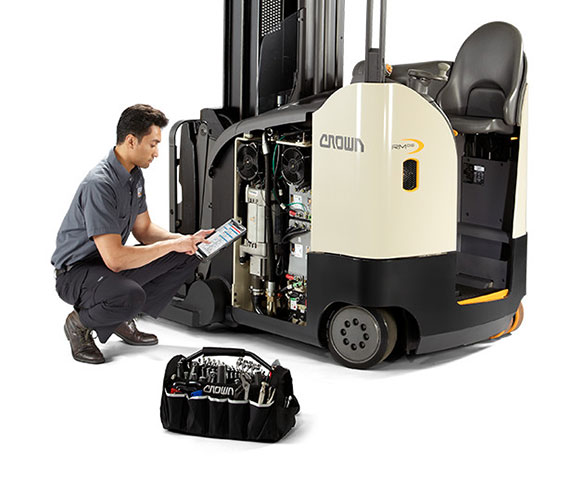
[
  {"xmin": 282, "ymin": 275, "xmax": 307, "ymax": 325},
  {"xmin": 285, "ymin": 218, "xmax": 311, "ymax": 278},
  {"xmin": 281, "ymin": 146, "xmax": 311, "ymax": 187},
  {"xmin": 287, "ymin": 187, "xmax": 312, "ymax": 221},
  {"xmin": 237, "ymin": 143, "xmax": 263, "ymax": 181},
  {"xmin": 240, "ymin": 184, "xmax": 268, "ymax": 278}
]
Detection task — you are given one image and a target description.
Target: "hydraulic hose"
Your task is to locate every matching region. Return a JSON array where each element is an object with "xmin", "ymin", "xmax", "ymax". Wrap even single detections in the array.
[
  {"xmin": 262, "ymin": 133, "xmax": 277, "ymax": 285},
  {"xmin": 262, "ymin": 133, "xmax": 277, "ymax": 314}
]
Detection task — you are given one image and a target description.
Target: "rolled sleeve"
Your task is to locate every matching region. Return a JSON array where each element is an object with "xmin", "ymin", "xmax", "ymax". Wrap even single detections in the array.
[{"xmin": 81, "ymin": 181, "xmax": 121, "ymax": 239}]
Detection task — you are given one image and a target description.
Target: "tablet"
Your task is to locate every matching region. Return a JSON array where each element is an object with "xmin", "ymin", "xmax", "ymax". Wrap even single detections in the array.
[{"xmin": 195, "ymin": 219, "xmax": 247, "ymax": 261}]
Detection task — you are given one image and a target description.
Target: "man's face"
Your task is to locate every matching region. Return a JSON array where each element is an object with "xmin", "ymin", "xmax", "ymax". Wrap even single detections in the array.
[{"xmin": 132, "ymin": 125, "xmax": 161, "ymax": 169}]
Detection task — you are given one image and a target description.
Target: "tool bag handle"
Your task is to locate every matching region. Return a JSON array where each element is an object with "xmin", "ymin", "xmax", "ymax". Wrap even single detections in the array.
[{"xmin": 178, "ymin": 347, "xmax": 273, "ymax": 371}]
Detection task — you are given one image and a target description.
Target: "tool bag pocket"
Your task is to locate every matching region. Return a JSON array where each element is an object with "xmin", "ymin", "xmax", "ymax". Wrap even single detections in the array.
[
  {"xmin": 187, "ymin": 396, "xmax": 209, "ymax": 435},
  {"xmin": 227, "ymin": 400, "xmax": 249, "ymax": 440},
  {"xmin": 160, "ymin": 347, "xmax": 300, "ymax": 443},
  {"xmin": 247, "ymin": 401, "xmax": 278, "ymax": 441},
  {"xmin": 160, "ymin": 391, "xmax": 190, "ymax": 433},
  {"xmin": 207, "ymin": 397, "xmax": 229, "ymax": 438}
]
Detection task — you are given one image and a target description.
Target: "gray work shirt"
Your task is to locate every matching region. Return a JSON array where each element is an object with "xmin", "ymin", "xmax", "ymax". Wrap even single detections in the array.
[{"xmin": 51, "ymin": 148, "xmax": 147, "ymax": 270}]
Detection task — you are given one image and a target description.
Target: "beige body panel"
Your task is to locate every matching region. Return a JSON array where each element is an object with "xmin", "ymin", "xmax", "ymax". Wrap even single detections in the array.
[
  {"xmin": 312, "ymin": 83, "xmax": 457, "ymax": 260},
  {"xmin": 513, "ymin": 86, "xmax": 528, "ymax": 239}
]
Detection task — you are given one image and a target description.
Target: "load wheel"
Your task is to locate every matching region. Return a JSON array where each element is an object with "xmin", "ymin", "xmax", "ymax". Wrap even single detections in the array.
[
  {"xmin": 326, "ymin": 306, "xmax": 397, "ymax": 369},
  {"xmin": 506, "ymin": 302, "xmax": 524, "ymax": 334},
  {"xmin": 490, "ymin": 302, "xmax": 524, "ymax": 340}
]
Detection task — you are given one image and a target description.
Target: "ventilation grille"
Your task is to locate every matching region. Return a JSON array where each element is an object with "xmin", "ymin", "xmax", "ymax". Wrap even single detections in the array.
[
  {"xmin": 261, "ymin": 0, "xmax": 283, "ymax": 37},
  {"xmin": 403, "ymin": 159, "xmax": 418, "ymax": 191}
]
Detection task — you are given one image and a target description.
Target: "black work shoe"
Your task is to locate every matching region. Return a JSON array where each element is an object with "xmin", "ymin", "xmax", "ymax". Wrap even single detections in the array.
[
  {"xmin": 114, "ymin": 319, "xmax": 158, "ymax": 346},
  {"xmin": 63, "ymin": 311, "xmax": 105, "ymax": 364}
]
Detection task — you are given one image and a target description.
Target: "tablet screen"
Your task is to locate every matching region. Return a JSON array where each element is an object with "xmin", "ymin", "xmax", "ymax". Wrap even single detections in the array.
[{"xmin": 196, "ymin": 219, "xmax": 246, "ymax": 260}]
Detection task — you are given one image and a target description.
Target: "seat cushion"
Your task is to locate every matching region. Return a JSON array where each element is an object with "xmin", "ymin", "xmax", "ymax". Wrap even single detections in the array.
[{"xmin": 449, "ymin": 115, "xmax": 514, "ymax": 135}]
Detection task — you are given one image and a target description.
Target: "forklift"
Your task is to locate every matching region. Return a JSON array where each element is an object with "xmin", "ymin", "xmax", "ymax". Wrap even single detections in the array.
[{"xmin": 161, "ymin": 0, "xmax": 528, "ymax": 369}]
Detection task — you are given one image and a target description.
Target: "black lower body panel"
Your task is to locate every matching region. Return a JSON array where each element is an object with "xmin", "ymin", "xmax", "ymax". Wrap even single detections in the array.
[{"xmin": 305, "ymin": 235, "xmax": 527, "ymax": 354}]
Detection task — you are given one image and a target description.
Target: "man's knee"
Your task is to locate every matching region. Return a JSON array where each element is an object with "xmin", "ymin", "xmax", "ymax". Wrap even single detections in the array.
[{"xmin": 108, "ymin": 282, "xmax": 146, "ymax": 318}]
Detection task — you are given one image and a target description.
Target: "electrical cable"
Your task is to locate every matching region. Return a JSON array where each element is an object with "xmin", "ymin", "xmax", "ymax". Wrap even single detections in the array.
[{"xmin": 281, "ymin": 227, "xmax": 309, "ymax": 243}]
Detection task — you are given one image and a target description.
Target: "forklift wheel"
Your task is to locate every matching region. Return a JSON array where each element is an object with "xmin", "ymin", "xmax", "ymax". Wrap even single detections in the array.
[
  {"xmin": 490, "ymin": 302, "xmax": 524, "ymax": 340},
  {"xmin": 506, "ymin": 303, "xmax": 524, "ymax": 334},
  {"xmin": 327, "ymin": 306, "xmax": 397, "ymax": 369}
]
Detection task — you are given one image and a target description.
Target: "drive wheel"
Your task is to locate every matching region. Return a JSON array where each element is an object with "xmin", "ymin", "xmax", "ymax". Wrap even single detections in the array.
[{"xmin": 327, "ymin": 306, "xmax": 397, "ymax": 369}]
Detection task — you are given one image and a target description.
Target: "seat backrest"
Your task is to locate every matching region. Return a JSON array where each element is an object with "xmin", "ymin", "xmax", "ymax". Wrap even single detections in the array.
[{"xmin": 438, "ymin": 22, "xmax": 524, "ymax": 126}]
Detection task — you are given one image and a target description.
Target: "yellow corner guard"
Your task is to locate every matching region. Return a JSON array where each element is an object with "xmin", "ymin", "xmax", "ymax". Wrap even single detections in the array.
[{"xmin": 458, "ymin": 289, "xmax": 509, "ymax": 306}]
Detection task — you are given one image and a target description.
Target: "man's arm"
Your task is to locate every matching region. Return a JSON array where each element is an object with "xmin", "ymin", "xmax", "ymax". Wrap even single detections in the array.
[
  {"xmin": 93, "ymin": 229, "xmax": 212, "ymax": 273},
  {"xmin": 132, "ymin": 211, "xmax": 181, "ymax": 244}
]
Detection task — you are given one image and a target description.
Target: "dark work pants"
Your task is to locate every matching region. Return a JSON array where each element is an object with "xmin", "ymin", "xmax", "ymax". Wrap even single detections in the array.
[{"xmin": 55, "ymin": 252, "xmax": 199, "ymax": 342}]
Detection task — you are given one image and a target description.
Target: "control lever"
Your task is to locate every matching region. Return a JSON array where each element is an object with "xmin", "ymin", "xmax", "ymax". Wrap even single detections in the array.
[
  {"xmin": 407, "ymin": 68, "xmax": 448, "ymax": 101},
  {"xmin": 438, "ymin": 62, "xmax": 451, "ymax": 80}
]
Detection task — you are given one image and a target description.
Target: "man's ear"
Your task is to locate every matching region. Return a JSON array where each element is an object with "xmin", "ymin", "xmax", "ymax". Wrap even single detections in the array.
[{"xmin": 126, "ymin": 134, "xmax": 137, "ymax": 149}]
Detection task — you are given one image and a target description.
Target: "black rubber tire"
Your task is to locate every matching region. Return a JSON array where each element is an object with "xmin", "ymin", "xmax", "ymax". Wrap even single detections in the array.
[{"xmin": 326, "ymin": 306, "xmax": 397, "ymax": 369}]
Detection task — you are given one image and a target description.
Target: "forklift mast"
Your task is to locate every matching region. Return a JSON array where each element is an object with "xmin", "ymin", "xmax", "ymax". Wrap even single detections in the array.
[{"xmin": 223, "ymin": 0, "xmax": 345, "ymax": 120}]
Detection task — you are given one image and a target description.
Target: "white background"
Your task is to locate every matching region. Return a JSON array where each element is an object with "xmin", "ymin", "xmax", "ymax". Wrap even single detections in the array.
[{"xmin": 2, "ymin": 1, "xmax": 568, "ymax": 490}]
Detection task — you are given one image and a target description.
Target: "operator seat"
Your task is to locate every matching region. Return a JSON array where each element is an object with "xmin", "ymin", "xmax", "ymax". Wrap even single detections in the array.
[{"xmin": 437, "ymin": 22, "xmax": 526, "ymax": 135}]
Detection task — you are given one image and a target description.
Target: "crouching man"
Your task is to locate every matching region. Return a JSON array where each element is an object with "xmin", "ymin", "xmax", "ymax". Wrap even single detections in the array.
[{"xmin": 52, "ymin": 104, "xmax": 213, "ymax": 364}]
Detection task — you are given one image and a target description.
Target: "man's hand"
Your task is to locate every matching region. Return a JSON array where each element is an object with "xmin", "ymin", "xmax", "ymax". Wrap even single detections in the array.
[{"xmin": 171, "ymin": 229, "xmax": 215, "ymax": 255}]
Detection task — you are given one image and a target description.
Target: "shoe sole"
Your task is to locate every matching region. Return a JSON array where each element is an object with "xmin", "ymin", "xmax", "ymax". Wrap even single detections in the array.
[
  {"xmin": 114, "ymin": 331, "xmax": 159, "ymax": 346},
  {"xmin": 64, "ymin": 321, "xmax": 106, "ymax": 364}
]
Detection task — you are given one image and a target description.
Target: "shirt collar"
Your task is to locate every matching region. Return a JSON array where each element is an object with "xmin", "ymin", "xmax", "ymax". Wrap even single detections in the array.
[{"xmin": 108, "ymin": 148, "xmax": 140, "ymax": 185}]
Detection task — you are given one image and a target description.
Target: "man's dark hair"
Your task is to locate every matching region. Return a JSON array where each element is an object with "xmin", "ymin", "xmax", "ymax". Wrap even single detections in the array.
[{"xmin": 116, "ymin": 104, "xmax": 169, "ymax": 144}]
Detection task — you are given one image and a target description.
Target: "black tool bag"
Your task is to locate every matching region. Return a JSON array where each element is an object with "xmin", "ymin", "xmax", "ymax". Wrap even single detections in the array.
[{"xmin": 160, "ymin": 347, "xmax": 300, "ymax": 443}]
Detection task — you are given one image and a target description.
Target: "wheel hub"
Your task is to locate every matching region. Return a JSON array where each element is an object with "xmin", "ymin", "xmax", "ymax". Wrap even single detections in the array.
[{"xmin": 329, "ymin": 306, "xmax": 382, "ymax": 364}]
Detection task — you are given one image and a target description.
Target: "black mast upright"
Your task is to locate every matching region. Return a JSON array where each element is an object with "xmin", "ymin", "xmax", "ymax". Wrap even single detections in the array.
[
  {"xmin": 364, "ymin": 0, "xmax": 387, "ymax": 83},
  {"xmin": 223, "ymin": 0, "xmax": 345, "ymax": 120}
]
